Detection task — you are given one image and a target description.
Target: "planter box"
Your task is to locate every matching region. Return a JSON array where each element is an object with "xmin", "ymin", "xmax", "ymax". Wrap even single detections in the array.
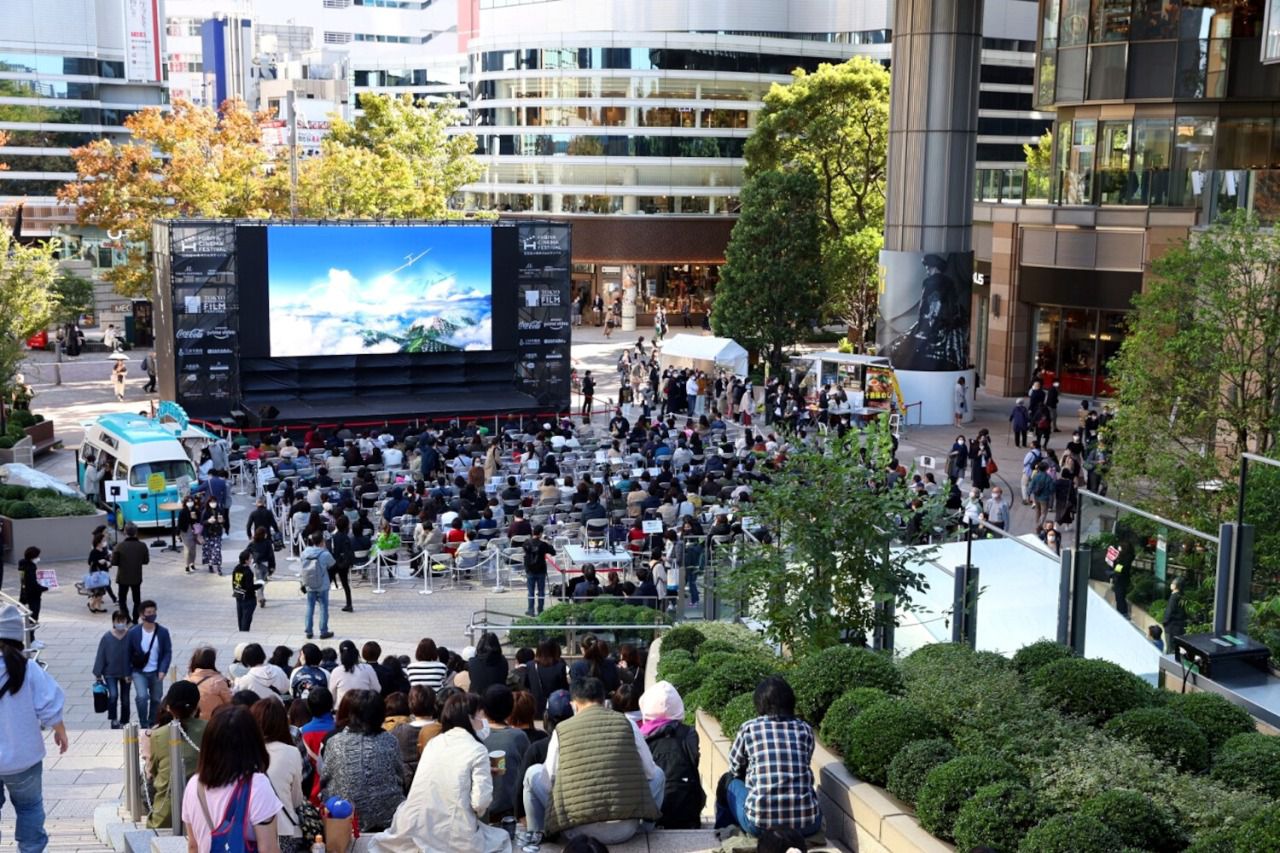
[
  {"xmin": 1, "ymin": 509, "xmax": 109, "ymax": 563},
  {"xmin": 0, "ymin": 435, "xmax": 34, "ymax": 467},
  {"xmin": 22, "ymin": 420, "xmax": 56, "ymax": 456},
  {"xmin": 650, "ymin": 636, "xmax": 953, "ymax": 853}
]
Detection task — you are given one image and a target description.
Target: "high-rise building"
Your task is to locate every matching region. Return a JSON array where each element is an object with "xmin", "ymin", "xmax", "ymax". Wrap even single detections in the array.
[
  {"xmin": 0, "ymin": 0, "xmax": 169, "ymax": 223},
  {"xmin": 454, "ymin": 0, "xmax": 1047, "ymax": 325},
  {"xmin": 972, "ymin": 0, "xmax": 1280, "ymax": 398}
]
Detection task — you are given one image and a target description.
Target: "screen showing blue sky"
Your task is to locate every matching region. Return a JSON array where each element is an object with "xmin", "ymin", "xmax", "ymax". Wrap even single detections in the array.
[{"xmin": 267, "ymin": 225, "xmax": 493, "ymax": 357}]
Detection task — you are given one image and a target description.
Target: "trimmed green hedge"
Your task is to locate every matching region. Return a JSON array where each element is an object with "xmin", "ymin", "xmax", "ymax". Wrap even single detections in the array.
[
  {"xmin": 1077, "ymin": 789, "xmax": 1187, "ymax": 852},
  {"xmin": 953, "ymin": 781, "xmax": 1042, "ymax": 853},
  {"xmin": 1104, "ymin": 706, "xmax": 1211, "ymax": 773},
  {"xmin": 916, "ymin": 753, "xmax": 1020, "ymax": 841},
  {"xmin": 1012, "ymin": 640, "xmax": 1075, "ymax": 678},
  {"xmin": 700, "ymin": 657, "xmax": 779, "ymax": 717},
  {"xmin": 886, "ymin": 738, "xmax": 956, "ymax": 806},
  {"xmin": 1166, "ymin": 692, "xmax": 1257, "ymax": 751},
  {"xmin": 717, "ymin": 692, "xmax": 757, "ymax": 740},
  {"xmin": 790, "ymin": 645, "xmax": 902, "ymax": 725},
  {"xmin": 843, "ymin": 698, "xmax": 940, "ymax": 786},
  {"xmin": 1031, "ymin": 657, "xmax": 1158, "ymax": 726},
  {"xmin": 1211, "ymin": 733, "xmax": 1280, "ymax": 799},
  {"xmin": 506, "ymin": 601, "xmax": 671, "ymax": 646},
  {"xmin": 1019, "ymin": 814, "xmax": 1123, "ymax": 853},
  {"xmin": 659, "ymin": 625, "xmax": 706, "ymax": 655},
  {"xmin": 0, "ymin": 484, "xmax": 95, "ymax": 519},
  {"xmin": 818, "ymin": 687, "xmax": 890, "ymax": 756}
]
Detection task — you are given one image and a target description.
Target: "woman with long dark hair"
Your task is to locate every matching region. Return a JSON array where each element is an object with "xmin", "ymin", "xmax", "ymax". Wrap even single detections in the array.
[
  {"xmin": 329, "ymin": 516, "xmax": 356, "ymax": 613},
  {"xmin": 569, "ymin": 635, "xmax": 619, "ymax": 693},
  {"xmin": 370, "ymin": 694, "xmax": 511, "ymax": 853},
  {"xmin": 319, "ymin": 690, "xmax": 408, "ymax": 833},
  {"xmin": 86, "ymin": 526, "xmax": 114, "ymax": 613},
  {"xmin": 466, "ymin": 632, "xmax": 509, "ymax": 696},
  {"xmin": 17, "ymin": 547, "xmax": 46, "ymax": 643},
  {"xmin": 178, "ymin": 496, "xmax": 201, "ymax": 574},
  {"xmin": 527, "ymin": 639, "xmax": 569, "ymax": 717},
  {"xmin": 200, "ymin": 495, "xmax": 228, "ymax": 576},
  {"xmin": 0, "ymin": 604, "xmax": 68, "ymax": 850},
  {"xmin": 250, "ymin": 698, "xmax": 305, "ymax": 852},
  {"xmin": 327, "ymin": 639, "xmax": 380, "ymax": 705},
  {"xmin": 181, "ymin": 705, "xmax": 283, "ymax": 853}
]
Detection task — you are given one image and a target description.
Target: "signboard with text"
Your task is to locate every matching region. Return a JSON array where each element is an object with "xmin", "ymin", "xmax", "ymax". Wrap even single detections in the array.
[{"xmin": 123, "ymin": 0, "xmax": 162, "ymax": 82}]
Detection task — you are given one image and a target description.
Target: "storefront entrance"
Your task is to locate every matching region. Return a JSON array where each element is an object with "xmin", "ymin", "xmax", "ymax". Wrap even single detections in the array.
[{"xmin": 1030, "ymin": 306, "xmax": 1128, "ymax": 397}]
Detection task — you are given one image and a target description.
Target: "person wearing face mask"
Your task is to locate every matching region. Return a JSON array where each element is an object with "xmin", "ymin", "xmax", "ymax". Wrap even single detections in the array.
[
  {"xmin": 127, "ymin": 600, "xmax": 172, "ymax": 728},
  {"xmin": 962, "ymin": 488, "xmax": 984, "ymax": 530},
  {"xmin": 17, "ymin": 547, "xmax": 47, "ymax": 647},
  {"xmin": 93, "ymin": 612, "xmax": 133, "ymax": 728},
  {"xmin": 177, "ymin": 497, "xmax": 201, "ymax": 574},
  {"xmin": 200, "ymin": 497, "xmax": 227, "ymax": 576}
]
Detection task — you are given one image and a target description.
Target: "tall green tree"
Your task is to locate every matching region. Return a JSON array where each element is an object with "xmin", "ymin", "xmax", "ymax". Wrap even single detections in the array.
[
  {"xmin": 1108, "ymin": 212, "xmax": 1280, "ymax": 528},
  {"xmin": 721, "ymin": 419, "xmax": 939, "ymax": 654},
  {"xmin": 49, "ymin": 270, "xmax": 96, "ymax": 326},
  {"xmin": 297, "ymin": 94, "xmax": 482, "ymax": 219},
  {"xmin": 711, "ymin": 169, "xmax": 826, "ymax": 374},
  {"xmin": 744, "ymin": 58, "xmax": 890, "ymax": 344},
  {"xmin": 0, "ymin": 229, "xmax": 59, "ymax": 396}
]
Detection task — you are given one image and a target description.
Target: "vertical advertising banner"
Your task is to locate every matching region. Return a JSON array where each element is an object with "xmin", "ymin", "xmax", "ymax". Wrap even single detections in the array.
[
  {"xmin": 123, "ymin": 0, "xmax": 162, "ymax": 82},
  {"xmin": 877, "ymin": 250, "xmax": 973, "ymax": 372},
  {"xmin": 168, "ymin": 225, "xmax": 240, "ymax": 415},
  {"xmin": 515, "ymin": 223, "xmax": 572, "ymax": 408}
]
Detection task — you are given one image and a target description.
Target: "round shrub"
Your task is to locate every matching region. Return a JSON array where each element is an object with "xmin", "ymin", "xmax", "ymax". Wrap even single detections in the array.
[
  {"xmin": 659, "ymin": 625, "xmax": 706, "ymax": 656},
  {"xmin": 915, "ymin": 753, "xmax": 1020, "ymax": 841},
  {"xmin": 0, "ymin": 436, "xmax": 14, "ymax": 450},
  {"xmin": 842, "ymin": 698, "xmax": 939, "ymax": 786},
  {"xmin": 1104, "ymin": 706, "xmax": 1210, "ymax": 772},
  {"xmin": 953, "ymin": 781, "xmax": 1042, "ymax": 853},
  {"xmin": 886, "ymin": 738, "xmax": 956, "ymax": 806},
  {"xmin": 1078, "ymin": 789, "xmax": 1187, "ymax": 851},
  {"xmin": 1184, "ymin": 827, "xmax": 1238, "ymax": 853},
  {"xmin": 1032, "ymin": 657, "xmax": 1158, "ymax": 726},
  {"xmin": 700, "ymin": 657, "xmax": 778, "ymax": 717},
  {"xmin": 657, "ymin": 649, "xmax": 699, "ymax": 696},
  {"xmin": 1166, "ymin": 692, "xmax": 1256, "ymax": 751},
  {"xmin": 1019, "ymin": 814, "xmax": 1123, "ymax": 853},
  {"xmin": 899, "ymin": 642, "xmax": 984, "ymax": 684},
  {"xmin": 698, "ymin": 639, "xmax": 744, "ymax": 658},
  {"xmin": 791, "ymin": 645, "xmax": 902, "ymax": 726},
  {"xmin": 1, "ymin": 500, "xmax": 38, "ymax": 520},
  {"xmin": 818, "ymin": 687, "xmax": 890, "ymax": 754},
  {"xmin": 718, "ymin": 692, "xmax": 756, "ymax": 740},
  {"xmin": 1211, "ymin": 733, "xmax": 1280, "ymax": 798},
  {"xmin": 1012, "ymin": 640, "xmax": 1076, "ymax": 678},
  {"xmin": 1223, "ymin": 804, "xmax": 1280, "ymax": 851}
]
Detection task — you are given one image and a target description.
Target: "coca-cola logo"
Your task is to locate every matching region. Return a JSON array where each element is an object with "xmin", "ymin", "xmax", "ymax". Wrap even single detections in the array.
[
  {"xmin": 518, "ymin": 320, "xmax": 543, "ymax": 331},
  {"xmin": 176, "ymin": 328, "xmax": 204, "ymax": 340}
]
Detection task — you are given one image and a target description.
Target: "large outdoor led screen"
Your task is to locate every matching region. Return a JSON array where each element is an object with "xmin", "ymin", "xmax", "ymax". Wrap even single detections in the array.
[{"xmin": 266, "ymin": 225, "xmax": 494, "ymax": 357}]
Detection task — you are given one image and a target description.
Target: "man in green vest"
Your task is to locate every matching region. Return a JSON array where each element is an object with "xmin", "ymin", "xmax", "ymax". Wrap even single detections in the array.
[{"xmin": 522, "ymin": 677, "xmax": 664, "ymax": 845}]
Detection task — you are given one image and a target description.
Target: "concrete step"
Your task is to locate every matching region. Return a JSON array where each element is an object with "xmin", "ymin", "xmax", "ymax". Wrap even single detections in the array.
[{"xmin": 1, "ymin": 816, "xmax": 115, "ymax": 852}]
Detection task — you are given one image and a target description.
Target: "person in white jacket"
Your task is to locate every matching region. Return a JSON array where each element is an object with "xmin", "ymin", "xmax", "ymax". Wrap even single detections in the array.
[
  {"xmin": 328, "ymin": 640, "xmax": 380, "ymax": 705},
  {"xmin": 232, "ymin": 644, "xmax": 290, "ymax": 702},
  {"xmin": 371, "ymin": 694, "xmax": 511, "ymax": 853}
]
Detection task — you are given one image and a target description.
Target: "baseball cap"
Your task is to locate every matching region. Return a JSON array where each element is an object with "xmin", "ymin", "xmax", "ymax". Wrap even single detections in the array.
[{"xmin": 546, "ymin": 689, "xmax": 574, "ymax": 720}]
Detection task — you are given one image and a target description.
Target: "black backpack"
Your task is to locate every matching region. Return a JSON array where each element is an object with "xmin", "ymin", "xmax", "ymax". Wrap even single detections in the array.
[{"xmin": 645, "ymin": 722, "xmax": 706, "ymax": 829}]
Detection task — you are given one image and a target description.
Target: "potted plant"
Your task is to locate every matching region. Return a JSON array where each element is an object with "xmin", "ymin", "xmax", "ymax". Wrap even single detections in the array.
[{"xmin": 0, "ymin": 483, "xmax": 107, "ymax": 562}]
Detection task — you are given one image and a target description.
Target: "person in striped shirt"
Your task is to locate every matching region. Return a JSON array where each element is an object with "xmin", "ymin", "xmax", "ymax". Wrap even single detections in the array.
[{"xmin": 405, "ymin": 638, "xmax": 448, "ymax": 692}]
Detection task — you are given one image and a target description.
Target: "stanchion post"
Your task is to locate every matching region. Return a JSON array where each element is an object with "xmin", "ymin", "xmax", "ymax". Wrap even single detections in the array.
[
  {"xmin": 372, "ymin": 553, "xmax": 386, "ymax": 595},
  {"xmin": 123, "ymin": 722, "xmax": 142, "ymax": 822},
  {"xmin": 419, "ymin": 551, "xmax": 433, "ymax": 596},
  {"xmin": 168, "ymin": 720, "xmax": 185, "ymax": 836}
]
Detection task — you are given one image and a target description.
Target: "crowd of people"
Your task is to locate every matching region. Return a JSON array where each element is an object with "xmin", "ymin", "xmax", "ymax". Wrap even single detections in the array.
[{"xmin": 72, "ymin": 619, "xmax": 829, "ymax": 852}]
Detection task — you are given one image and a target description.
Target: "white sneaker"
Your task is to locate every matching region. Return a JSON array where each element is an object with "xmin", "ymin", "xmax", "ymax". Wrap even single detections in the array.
[{"xmin": 29, "ymin": 640, "xmax": 45, "ymax": 650}]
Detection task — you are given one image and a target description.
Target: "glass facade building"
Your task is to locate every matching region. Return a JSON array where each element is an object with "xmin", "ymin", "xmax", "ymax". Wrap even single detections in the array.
[{"xmin": 971, "ymin": 0, "xmax": 1280, "ymax": 399}]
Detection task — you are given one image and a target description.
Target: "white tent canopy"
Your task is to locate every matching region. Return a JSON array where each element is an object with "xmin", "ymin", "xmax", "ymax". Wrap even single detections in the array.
[{"xmin": 658, "ymin": 334, "xmax": 749, "ymax": 377}]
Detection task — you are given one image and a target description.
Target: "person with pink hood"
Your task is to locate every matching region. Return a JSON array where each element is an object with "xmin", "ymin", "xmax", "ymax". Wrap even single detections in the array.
[{"xmin": 639, "ymin": 680, "xmax": 705, "ymax": 828}]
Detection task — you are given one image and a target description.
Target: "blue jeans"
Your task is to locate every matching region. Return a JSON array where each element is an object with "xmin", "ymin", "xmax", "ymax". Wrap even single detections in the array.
[
  {"xmin": 715, "ymin": 777, "xmax": 823, "ymax": 838},
  {"xmin": 526, "ymin": 573, "xmax": 546, "ymax": 615},
  {"xmin": 133, "ymin": 670, "xmax": 163, "ymax": 728},
  {"xmin": 305, "ymin": 589, "xmax": 329, "ymax": 635},
  {"xmin": 0, "ymin": 761, "xmax": 46, "ymax": 852},
  {"xmin": 105, "ymin": 676, "xmax": 131, "ymax": 725}
]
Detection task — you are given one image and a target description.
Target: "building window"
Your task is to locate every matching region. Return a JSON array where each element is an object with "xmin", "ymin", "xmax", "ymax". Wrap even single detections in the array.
[
  {"xmin": 323, "ymin": 32, "xmax": 352, "ymax": 44},
  {"xmin": 1091, "ymin": 0, "xmax": 1131, "ymax": 41},
  {"xmin": 1096, "ymin": 120, "xmax": 1131, "ymax": 203},
  {"xmin": 1059, "ymin": 0, "xmax": 1091, "ymax": 46},
  {"xmin": 1132, "ymin": 118, "xmax": 1173, "ymax": 204},
  {"xmin": 1065, "ymin": 119, "xmax": 1097, "ymax": 204},
  {"xmin": 1087, "ymin": 43, "xmax": 1127, "ymax": 99}
]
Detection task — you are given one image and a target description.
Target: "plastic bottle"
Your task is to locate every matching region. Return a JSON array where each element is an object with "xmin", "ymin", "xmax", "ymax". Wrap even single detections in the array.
[{"xmin": 310, "ymin": 835, "xmax": 326, "ymax": 853}]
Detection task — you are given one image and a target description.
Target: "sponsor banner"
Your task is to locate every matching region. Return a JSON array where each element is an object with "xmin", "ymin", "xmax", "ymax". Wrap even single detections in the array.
[
  {"xmin": 123, "ymin": 0, "xmax": 162, "ymax": 83},
  {"xmin": 514, "ymin": 223, "xmax": 572, "ymax": 406}
]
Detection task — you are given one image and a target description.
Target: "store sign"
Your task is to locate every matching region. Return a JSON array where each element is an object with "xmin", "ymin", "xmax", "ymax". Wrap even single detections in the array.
[{"xmin": 123, "ymin": 0, "xmax": 162, "ymax": 82}]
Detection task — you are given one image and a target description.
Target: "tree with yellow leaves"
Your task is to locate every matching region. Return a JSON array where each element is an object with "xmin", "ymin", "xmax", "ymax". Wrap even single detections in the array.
[{"xmin": 60, "ymin": 98, "xmax": 284, "ymax": 297}]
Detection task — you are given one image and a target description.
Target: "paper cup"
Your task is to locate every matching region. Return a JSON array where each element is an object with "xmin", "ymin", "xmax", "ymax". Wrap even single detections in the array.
[{"xmin": 489, "ymin": 749, "xmax": 506, "ymax": 774}]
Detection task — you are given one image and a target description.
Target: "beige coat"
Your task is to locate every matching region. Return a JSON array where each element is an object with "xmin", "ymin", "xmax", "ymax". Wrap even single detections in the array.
[{"xmin": 369, "ymin": 728, "xmax": 511, "ymax": 853}]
